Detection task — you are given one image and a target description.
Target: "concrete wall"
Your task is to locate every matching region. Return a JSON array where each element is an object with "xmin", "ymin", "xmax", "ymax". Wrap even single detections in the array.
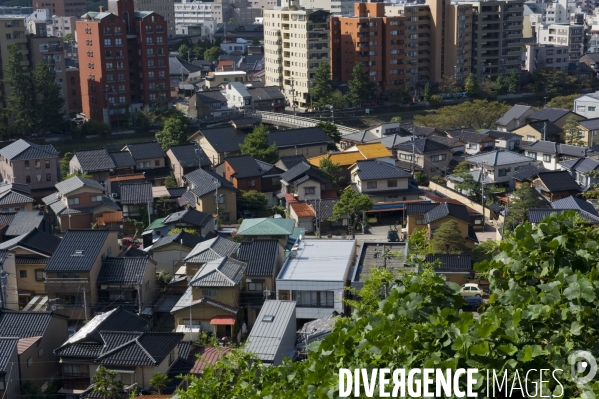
[
  {"xmin": 153, "ymin": 245, "xmax": 191, "ymax": 275},
  {"xmin": 1, "ymin": 254, "xmax": 19, "ymax": 310}
]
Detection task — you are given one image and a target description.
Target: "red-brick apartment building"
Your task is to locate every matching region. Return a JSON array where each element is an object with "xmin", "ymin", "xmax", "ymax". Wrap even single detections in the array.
[{"xmin": 76, "ymin": 0, "xmax": 170, "ymax": 127}]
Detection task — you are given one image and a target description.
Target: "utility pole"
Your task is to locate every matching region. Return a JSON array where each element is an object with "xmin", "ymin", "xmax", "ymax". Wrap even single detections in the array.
[
  {"xmin": 501, "ymin": 195, "xmax": 509, "ymax": 238},
  {"xmin": 543, "ymin": 121, "xmax": 547, "ymax": 141},
  {"xmin": 147, "ymin": 201, "xmax": 152, "ymax": 225},
  {"xmin": 137, "ymin": 275, "xmax": 143, "ymax": 315},
  {"xmin": 480, "ymin": 162, "xmax": 486, "ymax": 223},
  {"xmin": 410, "ymin": 128, "xmax": 416, "ymax": 174},
  {"xmin": 0, "ymin": 271, "xmax": 6, "ymax": 309},
  {"xmin": 81, "ymin": 287, "xmax": 88, "ymax": 321}
]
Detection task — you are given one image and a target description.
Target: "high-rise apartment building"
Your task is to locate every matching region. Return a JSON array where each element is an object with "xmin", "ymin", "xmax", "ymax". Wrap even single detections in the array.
[
  {"xmin": 538, "ymin": 23, "xmax": 584, "ymax": 62},
  {"xmin": 134, "ymin": 0, "xmax": 176, "ymax": 38},
  {"xmin": 264, "ymin": 1, "xmax": 329, "ymax": 109},
  {"xmin": 331, "ymin": 3, "xmax": 405, "ymax": 93},
  {"xmin": 300, "ymin": 0, "xmax": 354, "ymax": 17},
  {"xmin": 34, "ymin": 0, "xmax": 87, "ymax": 17},
  {"xmin": 76, "ymin": 0, "xmax": 170, "ymax": 126},
  {"xmin": 0, "ymin": 18, "xmax": 29, "ymax": 127}
]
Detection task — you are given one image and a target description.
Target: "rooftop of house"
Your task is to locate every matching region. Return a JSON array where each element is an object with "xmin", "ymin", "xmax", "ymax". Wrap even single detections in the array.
[
  {"xmin": 225, "ymin": 155, "xmax": 274, "ymax": 178},
  {"xmin": 406, "ymin": 202, "xmax": 471, "ymax": 224},
  {"xmin": 163, "ymin": 208, "xmax": 214, "ymax": 228},
  {"xmin": 0, "ymin": 338, "xmax": 18, "ymax": 373},
  {"xmin": 395, "ymin": 137, "xmax": 450, "ymax": 153},
  {"xmin": 481, "ymin": 129, "xmax": 523, "ymax": 140},
  {"xmin": 560, "ymin": 157, "xmax": 599, "ymax": 172},
  {"xmin": 466, "ymin": 150, "xmax": 535, "ymax": 166},
  {"xmin": 109, "ymin": 151, "xmax": 136, "ymax": 168},
  {"xmin": 106, "ymin": 174, "xmax": 145, "ymax": 182},
  {"xmin": 237, "ymin": 239, "xmax": 280, "ymax": 276},
  {"xmin": 307, "ymin": 143, "xmax": 392, "ymax": 167},
  {"xmin": 528, "ymin": 107, "xmax": 571, "ymax": 122},
  {"xmin": 237, "ymin": 217, "xmax": 296, "ymax": 236},
  {"xmin": 280, "ymin": 161, "xmax": 330, "ymax": 186},
  {"xmin": 277, "ymin": 239, "xmax": 356, "ymax": 282},
  {"xmin": 170, "ymin": 287, "xmax": 239, "ymax": 314},
  {"xmin": 424, "ymin": 254, "xmax": 473, "ymax": 272},
  {"xmin": 289, "ymin": 201, "xmax": 316, "ymax": 218},
  {"xmin": 0, "ymin": 139, "xmax": 58, "ymax": 161},
  {"xmin": 513, "ymin": 164, "xmax": 548, "ymax": 181},
  {"xmin": 0, "ymin": 310, "xmax": 58, "ymax": 339},
  {"xmin": 446, "ymin": 130, "xmax": 495, "ymax": 143},
  {"xmin": 119, "ymin": 182, "xmax": 153, "ymax": 204},
  {"xmin": 168, "ymin": 143, "xmax": 213, "ymax": 168},
  {"xmin": 244, "ymin": 300, "xmax": 296, "ymax": 363},
  {"xmin": 266, "ymin": 127, "xmax": 332, "ymax": 148},
  {"xmin": 73, "ymin": 148, "xmax": 116, "ymax": 172},
  {"xmin": 55, "ymin": 176, "xmax": 103, "ymax": 195},
  {"xmin": 275, "ymin": 155, "xmax": 308, "ymax": 171},
  {"xmin": 0, "ymin": 228, "xmax": 61, "ymax": 256},
  {"xmin": 4, "ymin": 211, "xmax": 44, "ymax": 237},
  {"xmin": 151, "ymin": 231, "xmax": 204, "ymax": 251},
  {"xmin": 190, "ymin": 346, "xmax": 232, "ymax": 374},
  {"xmin": 522, "ymin": 140, "xmax": 596, "ymax": 157},
  {"xmin": 185, "ymin": 236, "xmax": 240, "ymax": 263},
  {"xmin": 578, "ymin": 117, "xmax": 599, "ymax": 131},
  {"xmin": 515, "ymin": 120, "xmax": 562, "ymax": 136},
  {"xmin": 353, "ymin": 159, "xmax": 412, "ymax": 180},
  {"xmin": 552, "ymin": 195, "xmax": 598, "ymax": 215},
  {"xmin": 44, "ymin": 230, "xmax": 112, "ymax": 272},
  {"xmin": 184, "ymin": 168, "xmax": 237, "ymax": 198},
  {"xmin": 97, "ymin": 257, "xmax": 153, "ymax": 285},
  {"xmin": 495, "ymin": 104, "xmax": 534, "ymax": 126},
  {"xmin": 296, "ymin": 313, "xmax": 337, "ymax": 349},
  {"xmin": 122, "ymin": 141, "xmax": 166, "ymax": 161},
  {"xmin": 94, "ymin": 331, "xmax": 184, "ymax": 366},
  {"xmin": 528, "ymin": 208, "xmax": 599, "ymax": 224},
  {"xmin": 0, "ymin": 184, "xmax": 34, "ymax": 206},
  {"xmin": 189, "ymin": 256, "xmax": 246, "ymax": 287},
  {"xmin": 350, "ymin": 242, "xmax": 408, "ymax": 285},
  {"xmin": 534, "ymin": 170, "xmax": 581, "ymax": 192}
]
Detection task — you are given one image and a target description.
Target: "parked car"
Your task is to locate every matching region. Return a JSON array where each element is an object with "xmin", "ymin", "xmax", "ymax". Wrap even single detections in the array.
[
  {"xmin": 71, "ymin": 117, "xmax": 85, "ymax": 125},
  {"xmin": 121, "ymin": 237, "xmax": 141, "ymax": 248},
  {"xmin": 462, "ymin": 295, "xmax": 483, "ymax": 311},
  {"xmin": 459, "ymin": 283, "xmax": 484, "ymax": 297}
]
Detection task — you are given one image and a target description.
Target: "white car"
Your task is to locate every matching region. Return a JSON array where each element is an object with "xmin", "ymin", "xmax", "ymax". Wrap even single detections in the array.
[{"xmin": 459, "ymin": 283, "xmax": 484, "ymax": 297}]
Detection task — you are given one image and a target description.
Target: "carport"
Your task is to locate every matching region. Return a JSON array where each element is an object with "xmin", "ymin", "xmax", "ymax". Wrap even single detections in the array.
[{"xmin": 365, "ymin": 201, "xmax": 431, "ymax": 227}]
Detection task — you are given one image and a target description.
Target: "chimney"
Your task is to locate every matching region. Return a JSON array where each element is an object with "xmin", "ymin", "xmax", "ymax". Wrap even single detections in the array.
[{"xmin": 99, "ymin": 6, "xmax": 105, "ymax": 12}]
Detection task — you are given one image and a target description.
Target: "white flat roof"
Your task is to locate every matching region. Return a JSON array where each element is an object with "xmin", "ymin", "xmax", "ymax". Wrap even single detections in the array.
[
  {"xmin": 277, "ymin": 239, "xmax": 356, "ymax": 282},
  {"xmin": 212, "ymin": 71, "xmax": 247, "ymax": 75}
]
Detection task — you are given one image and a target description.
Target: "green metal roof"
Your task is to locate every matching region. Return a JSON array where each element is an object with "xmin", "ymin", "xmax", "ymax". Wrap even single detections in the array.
[
  {"xmin": 144, "ymin": 217, "xmax": 167, "ymax": 232},
  {"xmin": 237, "ymin": 218, "xmax": 296, "ymax": 236}
]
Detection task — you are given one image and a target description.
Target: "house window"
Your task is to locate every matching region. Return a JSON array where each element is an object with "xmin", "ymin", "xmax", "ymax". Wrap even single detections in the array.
[
  {"xmin": 527, "ymin": 135, "xmax": 536, "ymax": 141},
  {"xmin": 248, "ymin": 179, "xmax": 256, "ymax": 187},
  {"xmin": 366, "ymin": 181, "xmax": 377, "ymax": 189},
  {"xmin": 154, "ymin": 160, "xmax": 160, "ymax": 166},
  {"xmin": 120, "ymin": 373, "xmax": 132, "ymax": 385},
  {"xmin": 292, "ymin": 290, "xmax": 334, "ymax": 308},
  {"xmin": 498, "ymin": 168, "xmax": 508, "ymax": 177},
  {"xmin": 27, "ymin": 357, "xmax": 33, "ymax": 367},
  {"xmin": 38, "ymin": 348, "xmax": 43, "ymax": 357},
  {"xmin": 24, "ymin": 160, "xmax": 29, "ymax": 170},
  {"xmin": 68, "ymin": 198, "xmax": 80, "ymax": 205},
  {"xmin": 304, "ymin": 187, "xmax": 315, "ymax": 195},
  {"xmin": 45, "ymin": 159, "xmax": 50, "ymax": 168},
  {"xmin": 430, "ymin": 154, "xmax": 446, "ymax": 161},
  {"xmin": 388, "ymin": 180, "xmax": 398, "ymax": 188},
  {"xmin": 0, "ymin": 379, "xmax": 4, "ymax": 390},
  {"xmin": 278, "ymin": 290, "xmax": 290, "ymax": 300},
  {"xmin": 214, "ymin": 194, "xmax": 225, "ymax": 204},
  {"xmin": 91, "ymin": 195, "xmax": 102, "ymax": 202},
  {"xmin": 399, "ymin": 153, "xmax": 413, "ymax": 161},
  {"xmin": 201, "ymin": 289, "xmax": 217, "ymax": 296},
  {"xmin": 26, "ymin": 175, "xmax": 31, "ymax": 183},
  {"xmin": 248, "ymin": 281, "xmax": 263, "ymax": 291},
  {"xmin": 223, "ymin": 213, "xmax": 230, "ymax": 222},
  {"xmin": 589, "ymin": 106, "xmax": 596, "ymax": 111},
  {"xmin": 20, "ymin": 270, "xmax": 27, "ymax": 278},
  {"xmin": 416, "ymin": 218, "xmax": 425, "ymax": 225},
  {"xmin": 543, "ymin": 154, "xmax": 551, "ymax": 162},
  {"xmin": 46, "ymin": 173, "xmax": 52, "ymax": 182},
  {"xmin": 35, "ymin": 270, "xmax": 45, "ymax": 281},
  {"xmin": 527, "ymin": 152, "xmax": 537, "ymax": 160}
]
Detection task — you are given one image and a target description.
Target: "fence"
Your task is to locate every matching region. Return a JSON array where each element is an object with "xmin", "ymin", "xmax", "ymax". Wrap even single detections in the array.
[{"xmin": 255, "ymin": 111, "xmax": 362, "ymax": 136}]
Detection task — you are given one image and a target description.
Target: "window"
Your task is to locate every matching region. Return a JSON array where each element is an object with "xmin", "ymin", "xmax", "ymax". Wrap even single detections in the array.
[
  {"xmin": 543, "ymin": 154, "xmax": 551, "ymax": 162},
  {"xmin": 20, "ymin": 270, "xmax": 27, "ymax": 278},
  {"xmin": 91, "ymin": 195, "xmax": 102, "ymax": 202},
  {"xmin": 26, "ymin": 175, "xmax": 31, "ymax": 183},
  {"xmin": 589, "ymin": 106, "xmax": 596, "ymax": 112},
  {"xmin": 430, "ymin": 154, "xmax": 446, "ymax": 161},
  {"xmin": 399, "ymin": 153, "xmax": 413, "ymax": 161},
  {"xmin": 68, "ymin": 197, "xmax": 80, "ymax": 206},
  {"xmin": 154, "ymin": 160, "xmax": 160, "ymax": 166},
  {"xmin": 46, "ymin": 173, "xmax": 51, "ymax": 182},
  {"xmin": 366, "ymin": 181, "xmax": 377, "ymax": 189},
  {"xmin": 25, "ymin": 160, "xmax": 29, "ymax": 170},
  {"xmin": 201, "ymin": 289, "xmax": 217, "ymax": 296},
  {"xmin": 35, "ymin": 160, "xmax": 41, "ymax": 169},
  {"xmin": 498, "ymin": 168, "xmax": 508, "ymax": 177},
  {"xmin": 388, "ymin": 180, "xmax": 398, "ymax": 188},
  {"xmin": 104, "ymin": 38, "xmax": 111, "ymax": 46},
  {"xmin": 292, "ymin": 290, "xmax": 334, "ymax": 308},
  {"xmin": 527, "ymin": 152, "xmax": 537, "ymax": 160},
  {"xmin": 27, "ymin": 357, "xmax": 33, "ymax": 367},
  {"xmin": 248, "ymin": 179, "xmax": 256, "ymax": 188},
  {"xmin": 35, "ymin": 270, "xmax": 45, "ymax": 281},
  {"xmin": 38, "ymin": 348, "xmax": 43, "ymax": 357},
  {"xmin": 45, "ymin": 159, "xmax": 50, "ymax": 169},
  {"xmin": 248, "ymin": 281, "xmax": 263, "ymax": 291},
  {"xmin": 278, "ymin": 290, "xmax": 290, "ymax": 300},
  {"xmin": 304, "ymin": 187, "xmax": 315, "ymax": 195},
  {"xmin": 214, "ymin": 194, "xmax": 225, "ymax": 204},
  {"xmin": 115, "ymin": 38, "xmax": 122, "ymax": 46}
]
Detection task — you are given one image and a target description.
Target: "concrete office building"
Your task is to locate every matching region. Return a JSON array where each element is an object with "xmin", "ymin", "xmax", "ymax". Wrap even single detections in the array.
[
  {"xmin": 134, "ymin": 0, "xmax": 176, "ymax": 37},
  {"xmin": 300, "ymin": 0, "xmax": 354, "ymax": 16},
  {"xmin": 264, "ymin": 1, "xmax": 330, "ymax": 109},
  {"xmin": 525, "ymin": 44, "xmax": 569, "ymax": 73},
  {"xmin": 34, "ymin": 0, "xmax": 86, "ymax": 17},
  {"xmin": 50, "ymin": 15, "xmax": 77, "ymax": 37},
  {"xmin": 538, "ymin": 23, "xmax": 585, "ymax": 62}
]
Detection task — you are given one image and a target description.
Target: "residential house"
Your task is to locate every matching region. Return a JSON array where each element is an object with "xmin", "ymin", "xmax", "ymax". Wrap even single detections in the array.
[
  {"xmin": 306, "ymin": 199, "xmax": 349, "ymax": 235},
  {"xmin": 4, "ymin": 211, "xmax": 51, "ymax": 238},
  {"xmin": 182, "ymin": 168, "xmax": 238, "ymax": 224},
  {"xmin": 167, "ymin": 143, "xmax": 213, "ymax": 186},
  {"xmin": 579, "ymin": 54, "xmax": 599, "ymax": 77},
  {"xmin": 395, "ymin": 138, "xmax": 452, "ymax": 176},
  {"xmin": 188, "ymin": 126, "xmax": 247, "ymax": 165},
  {"xmin": 246, "ymin": 85, "xmax": 285, "ymax": 112},
  {"xmin": 237, "ymin": 239, "xmax": 285, "ymax": 327},
  {"xmin": 445, "ymin": 129, "xmax": 496, "ymax": 155},
  {"xmin": 222, "ymin": 82, "xmax": 253, "ymax": 110},
  {"xmin": 559, "ymin": 157, "xmax": 599, "ymax": 189},
  {"xmin": 349, "ymin": 242, "xmax": 408, "ymax": 291},
  {"xmin": 190, "ymin": 346, "xmax": 232, "ymax": 375},
  {"xmin": 119, "ymin": 183, "xmax": 154, "ymax": 219},
  {"xmin": 576, "ymin": 118, "xmax": 599, "ymax": 147},
  {"xmin": 142, "ymin": 208, "xmax": 214, "ymax": 248},
  {"xmin": 495, "ymin": 104, "xmax": 535, "ymax": 132},
  {"xmin": 68, "ymin": 149, "xmax": 136, "ymax": 183},
  {"xmin": 464, "ymin": 150, "xmax": 537, "ymax": 190},
  {"xmin": 104, "ymin": 174, "xmax": 146, "ymax": 199},
  {"xmin": 205, "ymin": 71, "xmax": 246, "ymax": 88},
  {"xmin": 0, "ymin": 338, "xmax": 19, "ymax": 398},
  {"xmin": 95, "ymin": 256, "xmax": 158, "ymax": 315},
  {"xmin": 275, "ymin": 155, "xmax": 309, "ymax": 172},
  {"xmin": 350, "ymin": 160, "xmax": 419, "ymax": 203},
  {"xmin": 512, "ymin": 120, "xmax": 564, "ymax": 143},
  {"xmin": 424, "ymin": 254, "xmax": 473, "ymax": 285},
  {"xmin": 405, "ymin": 202, "xmax": 478, "ymax": 248},
  {"xmin": 42, "ymin": 176, "xmax": 121, "ymax": 232},
  {"xmin": 0, "ymin": 310, "xmax": 68, "ymax": 391},
  {"xmin": 522, "ymin": 141, "xmax": 596, "ymax": 170},
  {"xmin": 148, "ymin": 231, "xmax": 204, "ymax": 275},
  {"xmin": 193, "ymin": 90, "xmax": 232, "ymax": 118},
  {"xmin": 216, "ymin": 155, "xmax": 283, "ymax": 198},
  {"xmin": 339, "ymin": 123, "xmax": 438, "ymax": 150},
  {"xmin": 44, "ymin": 230, "xmax": 120, "ymax": 320},
  {"xmin": 574, "ymin": 91, "xmax": 599, "ymax": 118},
  {"xmin": 279, "ymin": 162, "xmax": 333, "ymax": 204},
  {"xmin": 236, "ymin": 218, "xmax": 299, "ymax": 248},
  {"xmin": 276, "ymin": 238, "xmax": 356, "ymax": 321},
  {"xmin": 122, "ymin": 142, "xmax": 169, "ymax": 185},
  {"xmin": 531, "ymin": 170, "xmax": 581, "ymax": 201},
  {"xmin": 171, "ymin": 256, "xmax": 246, "ymax": 339},
  {"xmin": 481, "ymin": 130, "xmax": 523, "ymax": 151},
  {"xmin": 244, "ymin": 300, "xmax": 297, "ymax": 366},
  {"xmin": 0, "ymin": 140, "xmax": 60, "ymax": 198},
  {"xmin": 0, "ymin": 183, "xmax": 35, "ymax": 212},
  {"xmin": 527, "ymin": 107, "xmax": 585, "ymax": 128},
  {"xmin": 267, "ymin": 127, "xmax": 333, "ymax": 158},
  {"xmin": 0, "ymin": 229, "xmax": 61, "ymax": 309},
  {"xmin": 288, "ymin": 202, "xmax": 317, "ymax": 234},
  {"xmin": 513, "ymin": 164, "xmax": 548, "ymax": 188},
  {"xmin": 183, "ymin": 237, "xmax": 240, "ymax": 278},
  {"xmin": 295, "ymin": 314, "xmax": 336, "ymax": 356}
]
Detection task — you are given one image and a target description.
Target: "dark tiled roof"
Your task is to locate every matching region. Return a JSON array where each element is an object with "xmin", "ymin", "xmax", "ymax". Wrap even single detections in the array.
[
  {"xmin": 428, "ymin": 135, "xmax": 462, "ymax": 147},
  {"xmin": 522, "ymin": 120, "xmax": 563, "ymax": 136},
  {"xmin": 396, "ymin": 138, "xmax": 450, "ymax": 154},
  {"xmin": 280, "ymin": 161, "xmax": 329, "ymax": 185},
  {"xmin": 184, "ymin": 168, "xmax": 237, "ymax": 198},
  {"xmin": 4, "ymin": 211, "xmax": 44, "ymax": 236},
  {"xmin": 45, "ymin": 230, "xmax": 111, "ymax": 272},
  {"xmin": 513, "ymin": 164, "xmax": 547, "ymax": 181},
  {"xmin": 109, "ymin": 152, "xmax": 136, "ymax": 168},
  {"xmin": 0, "ymin": 338, "xmax": 18, "ymax": 372},
  {"xmin": 405, "ymin": 203, "xmax": 438, "ymax": 215},
  {"xmin": 0, "ymin": 139, "xmax": 58, "ymax": 160},
  {"xmin": 19, "ymin": 229, "xmax": 61, "ymax": 255},
  {"xmin": 163, "ymin": 208, "xmax": 214, "ymax": 228},
  {"xmin": 447, "ymin": 130, "xmax": 494, "ymax": 143},
  {"xmin": 535, "ymin": 171, "xmax": 581, "ymax": 192},
  {"xmin": 306, "ymin": 198, "xmax": 342, "ymax": 220},
  {"xmin": 528, "ymin": 209, "xmax": 599, "ymax": 224},
  {"xmin": 482, "ymin": 129, "xmax": 522, "ymax": 140},
  {"xmin": 267, "ymin": 127, "xmax": 332, "ymax": 148},
  {"xmin": 560, "ymin": 157, "xmax": 599, "ymax": 172},
  {"xmin": 74, "ymin": 149, "xmax": 115, "ymax": 172},
  {"xmin": 169, "ymin": 143, "xmax": 212, "ymax": 168},
  {"xmin": 55, "ymin": 176, "xmax": 103, "ymax": 195},
  {"xmin": 226, "ymin": 155, "xmax": 271, "ymax": 178},
  {"xmin": 425, "ymin": 254, "xmax": 473, "ymax": 271},
  {"xmin": 466, "ymin": 150, "xmax": 535, "ymax": 166},
  {"xmin": 528, "ymin": 107, "xmax": 570, "ymax": 122},
  {"xmin": 354, "ymin": 160, "xmax": 412, "ymax": 180},
  {"xmin": 237, "ymin": 239, "xmax": 279, "ymax": 276},
  {"xmin": 195, "ymin": 126, "xmax": 246, "ymax": 154},
  {"xmin": 97, "ymin": 257, "xmax": 149, "ymax": 284},
  {"xmin": 276, "ymin": 155, "xmax": 308, "ymax": 171},
  {"xmin": 15, "ymin": 256, "xmax": 48, "ymax": 265},
  {"xmin": 578, "ymin": 118, "xmax": 599, "ymax": 131},
  {"xmin": 424, "ymin": 202, "xmax": 471, "ymax": 224},
  {"xmin": 123, "ymin": 141, "xmax": 166, "ymax": 161},
  {"xmin": 0, "ymin": 310, "xmax": 54, "ymax": 338},
  {"xmin": 168, "ymin": 187, "xmax": 188, "ymax": 197},
  {"xmin": 522, "ymin": 141, "xmax": 596, "ymax": 158},
  {"xmin": 496, "ymin": 104, "xmax": 533, "ymax": 125},
  {"xmin": 152, "ymin": 231, "xmax": 203, "ymax": 251},
  {"xmin": 95, "ymin": 331, "xmax": 184, "ymax": 366},
  {"xmin": 185, "ymin": 236, "xmax": 240, "ymax": 263},
  {"xmin": 119, "ymin": 183, "xmax": 153, "ymax": 204},
  {"xmin": 196, "ymin": 90, "xmax": 227, "ymax": 104},
  {"xmin": 0, "ymin": 186, "xmax": 34, "ymax": 207},
  {"xmin": 552, "ymin": 196, "xmax": 598, "ymax": 215},
  {"xmin": 467, "ymin": 225, "xmax": 479, "ymax": 243},
  {"xmin": 189, "ymin": 256, "xmax": 246, "ymax": 287}
]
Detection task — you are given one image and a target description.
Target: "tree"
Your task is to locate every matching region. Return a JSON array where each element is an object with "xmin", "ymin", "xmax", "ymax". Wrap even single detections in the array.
[
  {"xmin": 238, "ymin": 190, "xmax": 268, "ymax": 210},
  {"xmin": 80, "ymin": 119, "xmax": 110, "ymax": 137},
  {"xmin": 332, "ymin": 189, "xmax": 374, "ymax": 238},
  {"xmin": 33, "ymin": 61, "xmax": 65, "ymax": 134},
  {"xmin": 423, "ymin": 82, "xmax": 432, "ymax": 102},
  {"xmin": 344, "ymin": 267, "xmax": 394, "ymax": 317},
  {"xmin": 438, "ymin": 74, "xmax": 458, "ymax": 94},
  {"xmin": 413, "ymin": 99, "xmax": 511, "ymax": 130},
  {"xmin": 452, "ymin": 161, "xmax": 470, "ymax": 176},
  {"xmin": 328, "ymin": 91, "xmax": 346, "ymax": 110},
  {"xmin": 168, "ymin": 227, "xmax": 198, "ymax": 236},
  {"xmin": 227, "ymin": 18, "xmax": 237, "ymax": 25},
  {"xmin": 156, "ymin": 194, "xmax": 175, "ymax": 216},
  {"xmin": 503, "ymin": 182, "xmax": 539, "ymax": 231},
  {"xmin": 345, "ymin": 62, "xmax": 376, "ymax": 106},
  {"xmin": 239, "ymin": 124, "xmax": 278, "ymax": 164},
  {"xmin": 406, "ymin": 228, "xmax": 432, "ymax": 256},
  {"xmin": 464, "ymin": 73, "xmax": 478, "ymax": 97},
  {"xmin": 316, "ymin": 121, "xmax": 341, "ymax": 151},
  {"xmin": 413, "ymin": 171, "xmax": 429, "ymax": 186},
  {"xmin": 251, "ymin": 38, "xmax": 261, "ymax": 45},
  {"xmin": 310, "ymin": 63, "xmax": 332, "ymax": 107},
  {"xmin": 470, "ymin": 239, "xmax": 498, "ymax": 263},
  {"xmin": 164, "ymin": 174, "xmax": 178, "ymax": 188},
  {"xmin": 60, "ymin": 152, "xmax": 74, "ymax": 180},
  {"xmin": 547, "ymin": 93, "xmax": 580, "ymax": 110},
  {"xmin": 178, "ymin": 43, "xmax": 190, "ymax": 58},
  {"xmin": 479, "ymin": 78, "xmax": 496, "ymax": 98},
  {"xmin": 318, "ymin": 157, "xmax": 343, "ymax": 188},
  {"xmin": 64, "ymin": 171, "xmax": 92, "ymax": 180},
  {"xmin": 387, "ymin": 87, "xmax": 411, "ymax": 105},
  {"xmin": 63, "ymin": 33, "xmax": 74, "ymax": 43},
  {"xmin": 495, "ymin": 74, "xmax": 507, "ymax": 94},
  {"xmin": 149, "ymin": 373, "xmax": 170, "ymax": 394},
  {"xmin": 454, "ymin": 174, "xmax": 482, "ymax": 202},
  {"xmin": 92, "ymin": 366, "xmax": 123, "ymax": 399},
  {"xmin": 508, "ymin": 69, "xmax": 519, "ymax": 94},
  {"xmin": 156, "ymin": 116, "xmax": 188, "ymax": 150},
  {"xmin": 204, "ymin": 46, "xmax": 224, "ymax": 61},
  {"xmin": 430, "ymin": 219, "xmax": 467, "ymax": 254},
  {"xmin": 563, "ymin": 114, "xmax": 584, "ymax": 145},
  {"xmin": 3, "ymin": 44, "xmax": 35, "ymax": 136}
]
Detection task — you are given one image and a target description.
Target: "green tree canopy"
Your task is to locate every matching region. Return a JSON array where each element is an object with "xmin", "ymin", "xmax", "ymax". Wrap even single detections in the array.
[
  {"xmin": 438, "ymin": 74, "xmax": 459, "ymax": 94},
  {"xmin": 508, "ymin": 69, "xmax": 519, "ymax": 94},
  {"xmin": 33, "ymin": 61, "xmax": 65, "ymax": 133},
  {"xmin": 562, "ymin": 114, "xmax": 584, "ymax": 145},
  {"xmin": 204, "ymin": 46, "xmax": 224, "ymax": 61},
  {"xmin": 167, "ymin": 227, "xmax": 198, "ymax": 235},
  {"xmin": 547, "ymin": 93, "xmax": 580, "ymax": 110},
  {"xmin": 345, "ymin": 62, "xmax": 376, "ymax": 106},
  {"xmin": 413, "ymin": 171, "xmax": 429, "ymax": 186},
  {"xmin": 239, "ymin": 123, "xmax": 278, "ymax": 164},
  {"xmin": 80, "ymin": 119, "xmax": 110, "ymax": 137},
  {"xmin": 156, "ymin": 116, "xmax": 188, "ymax": 150},
  {"xmin": 423, "ymin": 82, "xmax": 432, "ymax": 102},
  {"xmin": 310, "ymin": 63, "xmax": 332, "ymax": 107},
  {"xmin": 430, "ymin": 219, "xmax": 468, "ymax": 254},
  {"xmin": 164, "ymin": 174, "xmax": 178, "ymax": 188},
  {"xmin": 413, "ymin": 99, "xmax": 511, "ymax": 130},
  {"xmin": 503, "ymin": 182, "xmax": 539, "ymax": 231},
  {"xmin": 495, "ymin": 74, "xmax": 507, "ymax": 94},
  {"xmin": 92, "ymin": 366, "xmax": 123, "ymax": 399},
  {"xmin": 332, "ymin": 189, "xmax": 374, "ymax": 238},
  {"xmin": 464, "ymin": 73, "xmax": 478, "ymax": 97},
  {"xmin": 63, "ymin": 33, "xmax": 74, "ymax": 43},
  {"xmin": 318, "ymin": 157, "xmax": 343, "ymax": 188},
  {"xmin": 316, "ymin": 121, "xmax": 341, "ymax": 151},
  {"xmin": 238, "ymin": 190, "xmax": 268, "ymax": 210},
  {"xmin": 149, "ymin": 373, "xmax": 170, "ymax": 394},
  {"xmin": 3, "ymin": 44, "xmax": 35, "ymax": 136}
]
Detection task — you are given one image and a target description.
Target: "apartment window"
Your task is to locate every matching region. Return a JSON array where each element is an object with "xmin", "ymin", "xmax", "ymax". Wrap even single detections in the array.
[
  {"xmin": 388, "ymin": 180, "xmax": 398, "ymax": 188},
  {"xmin": 366, "ymin": 181, "xmax": 377, "ymax": 189},
  {"xmin": 115, "ymin": 38, "xmax": 122, "ymax": 46},
  {"xmin": 147, "ymin": 48, "xmax": 154, "ymax": 56},
  {"xmin": 35, "ymin": 270, "xmax": 45, "ymax": 281},
  {"xmin": 24, "ymin": 160, "xmax": 29, "ymax": 170},
  {"xmin": 20, "ymin": 270, "xmax": 27, "ymax": 278},
  {"xmin": 68, "ymin": 197, "xmax": 80, "ymax": 205},
  {"xmin": 46, "ymin": 173, "xmax": 51, "ymax": 182},
  {"xmin": 543, "ymin": 154, "xmax": 551, "ymax": 162},
  {"xmin": 201, "ymin": 289, "xmax": 217, "ymax": 297},
  {"xmin": 26, "ymin": 175, "xmax": 31, "ymax": 183},
  {"xmin": 104, "ymin": 38, "xmax": 111, "ymax": 46},
  {"xmin": 91, "ymin": 195, "xmax": 102, "ymax": 202},
  {"xmin": 304, "ymin": 187, "xmax": 315, "ymax": 195},
  {"xmin": 248, "ymin": 281, "xmax": 263, "ymax": 291},
  {"xmin": 106, "ymin": 62, "xmax": 113, "ymax": 69}
]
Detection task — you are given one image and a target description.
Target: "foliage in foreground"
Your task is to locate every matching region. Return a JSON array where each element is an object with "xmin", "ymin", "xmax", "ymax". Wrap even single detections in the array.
[{"xmin": 177, "ymin": 211, "xmax": 599, "ymax": 399}]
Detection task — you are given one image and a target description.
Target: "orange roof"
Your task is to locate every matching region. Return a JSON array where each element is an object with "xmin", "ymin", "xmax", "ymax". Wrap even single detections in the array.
[
  {"xmin": 355, "ymin": 142, "xmax": 393, "ymax": 158},
  {"xmin": 190, "ymin": 346, "xmax": 232, "ymax": 374},
  {"xmin": 307, "ymin": 152, "xmax": 364, "ymax": 167},
  {"xmin": 290, "ymin": 202, "xmax": 315, "ymax": 218},
  {"xmin": 107, "ymin": 174, "xmax": 145, "ymax": 182},
  {"xmin": 219, "ymin": 60, "xmax": 234, "ymax": 66}
]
